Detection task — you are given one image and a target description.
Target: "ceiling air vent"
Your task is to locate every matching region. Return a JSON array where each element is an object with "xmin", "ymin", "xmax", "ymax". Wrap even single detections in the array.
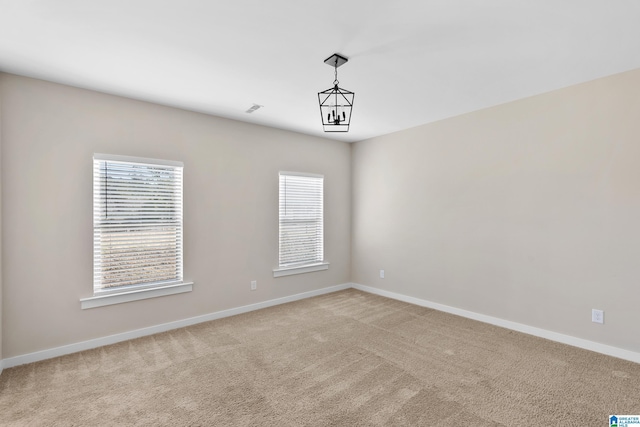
[{"xmin": 245, "ymin": 104, "xmax": 263, "ymax": 113}]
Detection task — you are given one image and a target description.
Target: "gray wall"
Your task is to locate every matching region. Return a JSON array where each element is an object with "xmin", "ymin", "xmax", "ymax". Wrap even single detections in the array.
[
  {"xmin": 0, "ymin": 73, "xmax": 351, "ymax": 358},
  {"xmin": 352, "ymin": 68, "xmax": 640, "ymax": 353},
  {"xmin": 3, "ymin": 67, "xmax": 640, "ymax": 362}
]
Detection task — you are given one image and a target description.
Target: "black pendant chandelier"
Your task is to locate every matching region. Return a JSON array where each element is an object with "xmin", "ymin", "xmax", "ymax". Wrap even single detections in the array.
[{"xmin": 318, "ymin": 53, "xmax": 354, "ymax": 132}]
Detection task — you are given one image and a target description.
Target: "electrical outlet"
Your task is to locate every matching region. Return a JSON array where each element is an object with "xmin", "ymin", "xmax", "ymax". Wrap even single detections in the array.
[
  {"xmin": 251, "ymin": 280, "xmax": 257, "ymax": 291},
  {"xmin": 380, "ymin": 270, "xmax": 385, "ymax": 279},
  {"xmin": 592, "ymin": 309, "xmax": 604, "ymax": 324}
]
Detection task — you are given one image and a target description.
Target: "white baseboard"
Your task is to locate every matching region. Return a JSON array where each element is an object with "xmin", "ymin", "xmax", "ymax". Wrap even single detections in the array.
[
  {"xmin": 1, "ymin": 283, "xmax": 351, "ymax": 369},
  {"xmin": 3, "ymin": 281, "xmax": 637, "ymax": 371},
  {"xmin": 352, "ymin": 283, "xmax": 640, "ymax": 365}
]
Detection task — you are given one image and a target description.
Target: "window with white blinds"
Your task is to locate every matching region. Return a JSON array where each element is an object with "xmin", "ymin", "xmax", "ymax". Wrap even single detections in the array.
[
  {"xmin": 93, "ymin": 154, "xmax": 183, "ymax": 294},
  {"xmin": 278, "ymin": 172, "xmax": 324, "ymax": 268}
]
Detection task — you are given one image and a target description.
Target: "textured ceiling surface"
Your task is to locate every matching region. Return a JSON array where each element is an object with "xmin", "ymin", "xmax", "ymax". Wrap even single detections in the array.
[{"xmin": 1, "ymin": 0, "xmax": 640, "ymax": 142}]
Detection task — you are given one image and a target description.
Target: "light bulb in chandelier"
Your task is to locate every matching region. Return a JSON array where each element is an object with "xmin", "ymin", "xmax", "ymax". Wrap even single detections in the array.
[{"xmin": 328, "ymin": 109, "xmax": 346, "ymax": 125}]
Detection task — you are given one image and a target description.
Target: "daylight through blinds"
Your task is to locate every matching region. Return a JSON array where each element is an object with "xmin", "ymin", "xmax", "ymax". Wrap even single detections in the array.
[
  {"xmin": 93, "ymin": 155, "xmax": 183, "ymax": 293},
  {"xmin": 279, "ymin": 172, "xmax": 324, "ymax": 267}
]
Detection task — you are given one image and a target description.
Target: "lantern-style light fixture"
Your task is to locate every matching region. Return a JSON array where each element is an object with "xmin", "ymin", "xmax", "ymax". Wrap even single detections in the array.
[{"xmin": 318, "ymin": 53, "xmax": 354, "ymax": 132}]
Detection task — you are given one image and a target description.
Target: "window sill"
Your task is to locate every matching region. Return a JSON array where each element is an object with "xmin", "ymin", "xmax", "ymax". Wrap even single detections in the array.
[
  {"xmin": 273, "ymin": 262, "xmax": 329, "ymax": 278},
  {"xmin": 80, "ymin": 282, "xmax": 193, "ymax": 309}
]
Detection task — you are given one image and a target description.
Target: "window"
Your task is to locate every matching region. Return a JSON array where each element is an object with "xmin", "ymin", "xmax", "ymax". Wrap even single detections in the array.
[
  {"xmin": 274, "ymin": 172, "xmax": 328, "ymax": 277},
  {"xmin": 82, "ymin": 154, "xmax": 191, "ymax": 309}
]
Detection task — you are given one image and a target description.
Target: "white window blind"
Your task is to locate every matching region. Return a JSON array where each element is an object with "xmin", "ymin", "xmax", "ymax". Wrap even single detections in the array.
[
  {"xmin": 93, "ymin": 154, "xmax": 183, "ymax": 294},
  {"xmin": 279, "ymin": 172, "xmax": 324, "ymax": 267}
]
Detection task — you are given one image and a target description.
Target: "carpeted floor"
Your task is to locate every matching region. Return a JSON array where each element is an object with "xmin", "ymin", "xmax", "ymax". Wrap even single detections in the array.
[{"xmin": 1, "ymin": 289, "xmax": 639, "ymax": 426}]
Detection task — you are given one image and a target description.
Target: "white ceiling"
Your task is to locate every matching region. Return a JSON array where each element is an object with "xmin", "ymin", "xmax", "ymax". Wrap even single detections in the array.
[{"xmin": 1, "ymin": 1, "xmax": 640, "ymax": 143}]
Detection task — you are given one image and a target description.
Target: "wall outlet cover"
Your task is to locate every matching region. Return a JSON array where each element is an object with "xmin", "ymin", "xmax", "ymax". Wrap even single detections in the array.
[{"xmin": 592, "ymin": 309, "xmax": 604, "ymax": 324}]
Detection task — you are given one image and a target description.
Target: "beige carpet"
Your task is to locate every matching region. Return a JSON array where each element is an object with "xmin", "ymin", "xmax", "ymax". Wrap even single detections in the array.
[{"xmin": 1, "ymin": 289, "xmax": 639, "ymax": 426}]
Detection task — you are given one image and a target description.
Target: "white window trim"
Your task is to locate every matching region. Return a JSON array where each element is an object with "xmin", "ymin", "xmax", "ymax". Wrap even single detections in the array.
[
  {"xmin": 81, "ymin": 281, "xmax": 193, "ymax": 309},
  {"xmin": 84, "ymin": 153, "xmax": 191, "ymax": 308},
  {"xmin": 93, "ymin": 153, "xmax": 183, "ymax": 168},
  {"xmin": 279, "ymin": 171, "xmax": 324, "ymax": 179},
  {"xmin": 273, "ymin": 262, "xmax": 330, "ymax": 277},
  {"xmin": 276, "ymin": 171, "xmax": 327, "ymax": 277}
]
